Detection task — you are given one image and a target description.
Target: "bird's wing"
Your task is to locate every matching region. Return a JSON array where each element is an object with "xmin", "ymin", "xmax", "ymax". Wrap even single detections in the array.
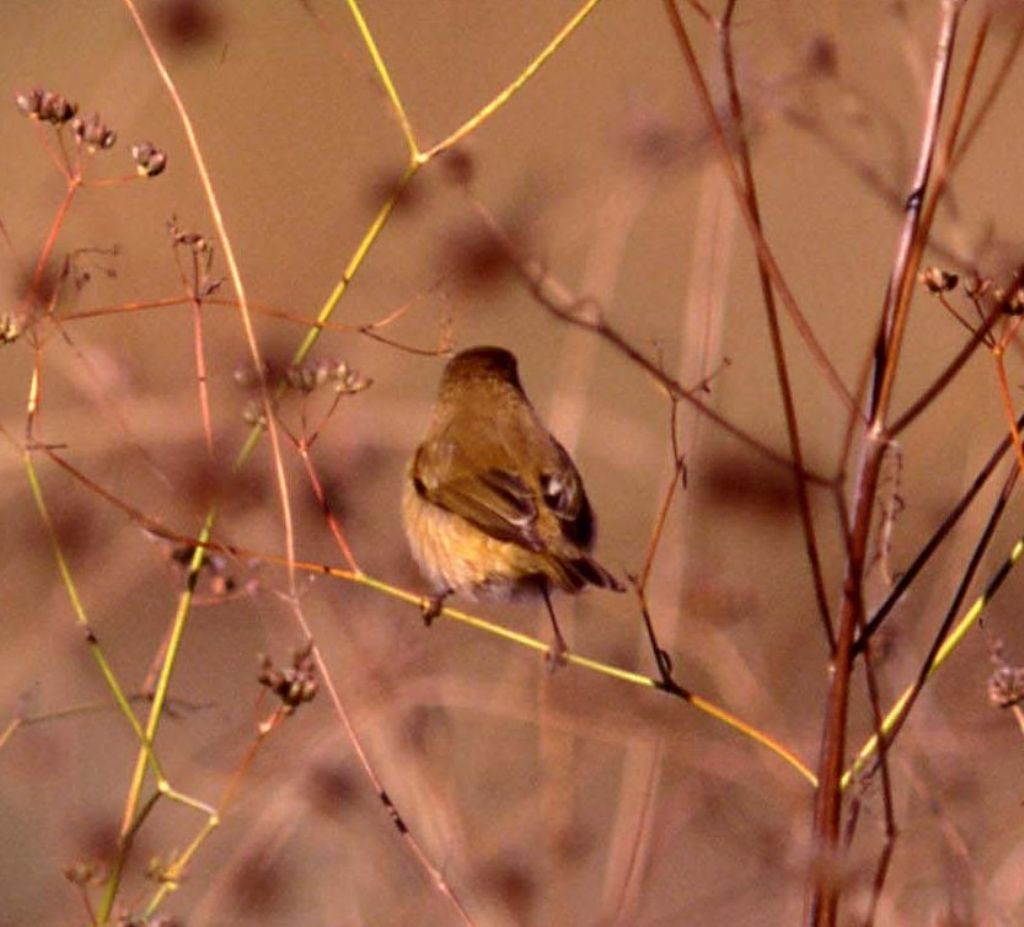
[
  {"xmin": 410, "ymin": 437, "xmax": 546, "ymax": 552},
  {"xmin": 538, "ymin": 440, "xmax": 593, "ymax": 548}
]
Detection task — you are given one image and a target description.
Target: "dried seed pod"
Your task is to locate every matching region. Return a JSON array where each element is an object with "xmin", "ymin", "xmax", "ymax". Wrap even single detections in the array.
[
  {"xmin": 989, "ymin": 664, "xmax": 1024, "ymax": 708},
  {"xmin": 257, "ymin": 645, "xmax": 318, "ymax": 714},
  {"xmin": 71, "ymin": 111, "xmax": 117, "ymax": 151},
  {"xmin": 919, "ymin": 266, "xmax": 958, "ymax": 294},
  {"xmin": 40, "ymin": 90, "xmax": 78, "ymax": 124},
  {"xmin": 331, "ymin": 360, "xmax": 372, "ymax": 394},
  {"xmin": 0, "ymin": 313, "xmax": 22, "ymax": 345},
  {"xmin": 14, "ymin": 88, "xmax": 43, "ymax": 118},
  {"xmin": 15, "ymin": 88, "xmax": 78, "ymax": 124},
  {"xmin": 242, "ymin": 399, "xmax": 268, "ymax": 428},
  {"xmin": 286, "ymin": 359, "xmax": 331, "ymax": 393},
  {"xmin": 1006, "ymin": 288, "xmax": 1024, "ymax": 316},
  {"xmin": 131, "ymin": 141, "xmax": 168, "ymax": 177}
]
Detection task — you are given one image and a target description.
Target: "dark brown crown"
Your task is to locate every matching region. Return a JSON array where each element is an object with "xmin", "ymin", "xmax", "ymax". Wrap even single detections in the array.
[{"xmin": 441, "ymin": 346, "xmax": 522, "ymax": 390}]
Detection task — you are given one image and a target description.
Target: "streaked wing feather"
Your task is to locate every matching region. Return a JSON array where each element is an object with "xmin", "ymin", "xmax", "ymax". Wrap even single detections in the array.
[
  {"xmin": 412, "ymin": 441, "xmax": 544, "ymax": 551},
  {"xmin": 540, "ymin": 441, "xmax": 593, "ymax": 547}
]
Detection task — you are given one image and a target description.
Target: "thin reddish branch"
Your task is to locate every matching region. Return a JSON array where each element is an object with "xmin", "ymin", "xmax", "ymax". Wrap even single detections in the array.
[
  {"xmin": 806, "ymin": 4, "xmax": 966, "ymax": 925},
  {"xmin": 468, "ymin": 196, "xmax": 832, "ymax": 484},
  {"xmin": 718, "ymin": 0, "xmax": 835, "ymax": 650},
  {"xmin": 992, "ymin": 320, "xmax": 1024, "ymax": 479},
  {"xmin": 189, "ymin": 300, "xmax": 215, "ymax": 456},
  {"xmin": 19, "ymin": 178, "xmax": 80, "ymax": 326},
  {"xmin": 296, "ymin": 441, "xmax": 363, "ymax": 575},
  {"xmin": 660, "ymin": 0, "xmax": 857, "ymax": 416},
  {"xmin": 888, "ymin": 296, "xmax": 1003, "ymax": 436},
  {"xmin": 951, "ymin": 10, "xmax": 1024, "ymax": 170},
  {"xmin": 869, "ymin": 2, "xmax": 965, "ymax": 425},
  {"xmin": 637, "ymin": 400, "xmax": 686, "ymax": 591}
]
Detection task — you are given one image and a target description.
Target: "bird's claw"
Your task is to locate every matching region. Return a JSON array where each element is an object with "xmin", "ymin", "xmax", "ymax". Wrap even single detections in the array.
[
  {"xmin": 545, "ymin": 636, "xmax": 569, "ymax": 671},
  {"xmin": 421, "ymin": 594, "xmax": 446, "ymax": 627}
]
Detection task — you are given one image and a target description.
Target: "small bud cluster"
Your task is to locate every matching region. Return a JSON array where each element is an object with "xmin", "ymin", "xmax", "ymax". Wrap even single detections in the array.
[
  {"xmin": 63, "ymin": 861, "xmax": 102, "ymax": 886},
  {"xmin": 921, "ymin": 265, "xmax": 1024, "ymax": 327},
  {"xmin": 1003, "ymin": 287, "xmax": 1024, "ymax": 316},
  {"xmin": 258, "ymin": 644, "xmax": 318, "ymax": 715},
  {"xmin": 16, "ymin": 87, "xmax": 166, "ymax": 179},
  {"xmin": 169, "ymin": 544, "xmax": 236, "ymax": 595},
  {"xmin": 241, "ymin": 400, "xmax": 268, "ymax": 428},
  {"xmin": 168, "ymin": 220, "xmax": 222, "ymax": 297},
  {"xmin": 285, "ymin": 358, "xmax": 373, "ymax": 395},
  {"xmin": 989, "ymin": 663, "xmax": 1024, "ymax": 708},
  {"xmin": 234, "ymin": 357, "xmax": 372, "ymax": 408},
  {"xmin": 169, "ymin": 225, "xmax": 211, "ymax": 258},
  {"xmin": 71, "ymin": 111, "xmax": 117, "ymax": 151},
  {"xmin": 15, "ymin": 88, "xmax": 77, "ymax": 124},
  {"xmin": 131, "ymin": 140, "xmax": 168, "ymax": 177},
  {"xmin": 919, "ymin": 266, "xmax": 958, "ymax": 294},
  {"xmin": 0, "ymin": 312, "xmax": 22, "ymax": 345}
]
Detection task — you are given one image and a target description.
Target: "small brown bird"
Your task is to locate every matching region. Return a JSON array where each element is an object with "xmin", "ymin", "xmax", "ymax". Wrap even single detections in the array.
[{"xmin": 402, "ymin": 345, "xmax": 623, "ymax": 659}]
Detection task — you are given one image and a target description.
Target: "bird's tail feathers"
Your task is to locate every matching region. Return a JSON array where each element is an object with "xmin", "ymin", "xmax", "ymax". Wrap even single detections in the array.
[{"xmin": 547, "ymin": 551, "xmax": 625, "ymax": 594}]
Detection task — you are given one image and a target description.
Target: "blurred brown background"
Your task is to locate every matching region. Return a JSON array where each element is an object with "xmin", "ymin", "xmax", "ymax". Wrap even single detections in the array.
[{"xmin": 2, "ymin": 1, "xmax": 1024, "ymax": 924}]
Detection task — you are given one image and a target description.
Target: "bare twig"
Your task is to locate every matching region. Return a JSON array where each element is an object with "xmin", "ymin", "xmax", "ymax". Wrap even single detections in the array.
[
  {"xmin": 661, "ymin": 0, "xmax": 857, "ymax": 415},
  {"xmin": 718, "ymin": 0, "xmax": 835, "ymax": 650},
  {"xmin": 469, "ymin": 197, "xmax": 832, "ymax": 485},
  {"xmin": 806, "ymin": 5, "xmax": 966, "ymax": 924}
]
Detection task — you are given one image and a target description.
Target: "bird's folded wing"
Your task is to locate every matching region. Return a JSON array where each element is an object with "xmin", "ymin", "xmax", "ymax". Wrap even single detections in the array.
[{"xmin": 412, "ymin": 443, "xmax": 545, "ymax": 552}]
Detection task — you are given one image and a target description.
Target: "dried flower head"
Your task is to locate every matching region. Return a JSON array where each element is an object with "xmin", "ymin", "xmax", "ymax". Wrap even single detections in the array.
[
  {"xmin": 258, "ymin": 644, "xmax": 318, "ymax": 714},
  {"xmin": 286, "ymin": 359, "xmax": 331, "ymax": 393},
  {"xmin": 168, "ymin": 218, "xmax": 211, "ymax": 257},
  {"xmin": 71, "ymin": 111, "xmax": 117, "ymax": 151},
  {"xmin": 63, "ymin": 861, "xmax": 102, "ymax": 886},
  {"xmin": 242, "ymin": 399, "xmax": 268, "ymax": 428},
  {"xmin": 16, "ymin": 88, "xmax": 78, "ymax": 124},
  {"xmin": 233, "ymin": 363, "xmax": 264, "ymax": 390},
  {"xmin": 131, "ymin": 141, "xmax": 167, "ymax": 177},
  {"xmin": 331, "ymin": 359, "xmax": 372, "ymax": 394},
  {"xmin": 989, "ymin": 663, "xmax": 1024, "ymax": 708},
  {"xmin": 963, "ymin": 274, "xmax": 991, "ymax": 300},
  {"xmin": 1005, "ymin": 287, "xmax": 1024, "ymax": 316},
  {"xmin": 0, "ymin": 312, "xmax": 23, "ymax": 345},
  {"xmin": 285, "ymin": 358, "xmax": 372, "ymax": 395},
  {"xmin": 919, "ymin": 266, "xmax": 958, "ymax": 294}
]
